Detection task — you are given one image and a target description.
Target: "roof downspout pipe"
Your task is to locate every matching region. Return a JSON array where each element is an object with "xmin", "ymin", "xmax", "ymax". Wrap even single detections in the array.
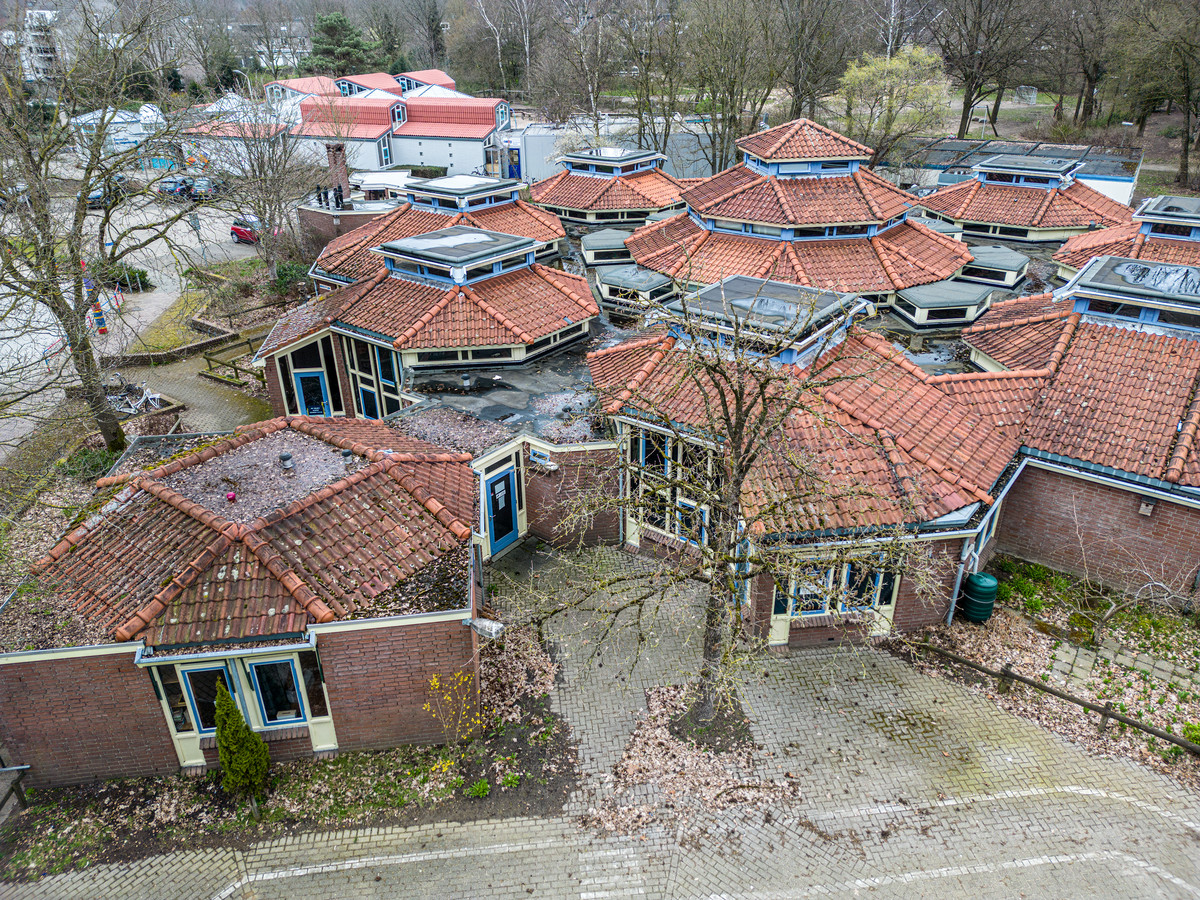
[{"xmin": 946, "ymin": 536, "xmax": 974, "ymax": 625}]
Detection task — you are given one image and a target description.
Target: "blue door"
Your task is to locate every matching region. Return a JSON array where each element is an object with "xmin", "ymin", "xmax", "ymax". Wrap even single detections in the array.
[
  {"xmin": 294, "ymin": 372, "xmax": 330, "ymax": 416},
  {"xmin": 486, "ymin": 470, "xmax": 518, "ymax": 555}
]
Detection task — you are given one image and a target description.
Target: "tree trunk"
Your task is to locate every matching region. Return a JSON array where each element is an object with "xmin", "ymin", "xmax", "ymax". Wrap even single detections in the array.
[
  {"xmin": 694, "ymin": 583, "xmax": 726, "ymax": 726},
  {"xmin": 1073, "ymin": 84, "xmax": 1084, "ymax": 123},
  {"xmin": 1080, "ymin": 71, "xmax": 1098, "ymax": 123},
  {"xmin": 72, "ymin": 332, "xmax": 126, "ymax": 452},
  {"xmin": 1179, "ymin": 100, "xmax": 1191, "ymax": 186},
  {"xmin": 956, "ymin": 84, "xmax": 976, "ymax": 139},
  {"xmin": 989, "ymin": 84, "xmax": 1005, "ymax": 126}
]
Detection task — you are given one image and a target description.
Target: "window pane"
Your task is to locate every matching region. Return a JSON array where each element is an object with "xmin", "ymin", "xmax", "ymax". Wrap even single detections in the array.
[
  {"xmin": 844, "ymin": 563, "xmax": 878, "ymax": 608},
  {"xmin": 278, "ymin": 356, "xmax": 297, "ymax": 415},
  {"xmin": 158, "ymin": 667, "xmax": 194, "ymax": 733},
  {"xmin": 252, "ymin": 661, "xmax": 303, "ymax": 723},
  {"xmin": 354, "ymin": 339, "xmax": 373, "ymax": 374},
  {"xmin": 377, "ymin": 347, "xmax": 396, "ymax": 385},
  {"xmin": 299, "ymin": 651, "xmax": 328, "ymax": 717},
  {"xmin": 644, "ymin": 433, "xmax": 666, "ymax": 472},
  {"xmin": 291, "ymin": 341, "xmax": 321, "ymax": 370},
  {"xmin": 878, "ymin": 571, "xmax": 898, "ymax": 607},
  {"xmin": 185, "ymin": 668, "xmax": 230, "ymax": 731},
  {"xmin": 323, "ymin": 337, "xmax": 343, "ymax": 413}
]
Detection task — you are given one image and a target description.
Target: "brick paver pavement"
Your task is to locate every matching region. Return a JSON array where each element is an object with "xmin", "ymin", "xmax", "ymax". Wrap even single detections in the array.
[{"xmin": 4, "ymin": 544, "xmax": 1200, "ymax": 899}]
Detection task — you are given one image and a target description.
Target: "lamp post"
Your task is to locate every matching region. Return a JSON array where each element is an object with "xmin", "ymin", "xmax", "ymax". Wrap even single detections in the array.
[{"xmin": 232, "ymin": 69, "xmax": 255, "ymax": 100}]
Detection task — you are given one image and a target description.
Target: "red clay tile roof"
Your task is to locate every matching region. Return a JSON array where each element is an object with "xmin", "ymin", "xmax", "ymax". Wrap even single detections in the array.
[
  {"xmin": 183, "ymin": 121, "xmax": 288, "ymax": 139},
  {"xmin": 735, "ymin": 119, "xmax": 872, "ymax": 162},
  {"xmin": 530, "ymin": 167, "xmax": 685, "ymax": 212},
  {"xmin": 392, "ymin": 96, "xmax": 503, "ymax": 139},
  {"xmin": 400, "ymin": 69, "xmax": 456, "ymax": 89},
  {"xmin": 394, "ymin": 121, "xmax": 497, "ymax": 139},
  {"xmin": 680, "ymin": 165, "xmax": 913, "ymax": 225},
  {"xmin": 586, "ymin": 329, "xmax": 1019, "ymax": 532},
  {"xmin": 265, "ymin": 75, "xmax": 340, "ymax": 96},
  {"xmin": 341, "ymin": 72, "xmax": 403, "ymax": 92},
  {"xmin": 960, "ymin": 294, "xmax": 1076, "ymax": 370},
  {"xmin": 920, "ymin": 178, "xmax": 1132, "ymax": 230},
  {"xmin": 257, "ymin": 291, "xmax": 345, "ymax": 358},
  {"xmin": 311, "ymin": 200, "xmax": 563, "ymax": 285},
  {"xmin": 286, "ymin": 264, "xmax": 596, "ymax": 351},
  {"xmin": 955, "ymin": 296, "xmax": 1200, "ymax": 487},
  {"xmin": 293, "ymin": 96, "xmax": 399, "ymax": 140},
  {"xmin": 1053, "ymin": 224, "xmax": 1200, "ymax": 273},
  {"xmin": 33, "ymin": 418, "xmax": 475, "ymax": 646},
  {"xmin": 626, "ymin": 214, "xmax": 971, "ymax": 293}
]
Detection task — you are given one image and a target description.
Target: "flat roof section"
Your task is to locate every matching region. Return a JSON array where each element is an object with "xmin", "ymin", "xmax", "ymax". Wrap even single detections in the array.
[
  {"xmin": 975, "ymin": 154, "xmax": 1080, "ymax": 176},
  {"xmin": 672, "ymin": 275, "xmax": 858, "ymax": 329},
  {"xmin": 412, "ymin": 174, "xmax": 522, "ymax": 197},
  {"xmin": 898, "ymin": 279, "xmax": 994, "ymax": 309},
  {"xmin": 582, "ymin": 228, "xmax": 634, "ymax": 251},
  {"xmin": 597, "ymin": 265, "xmax": 671, "ymax": 291},
  {"xmin": 1078, "ymin": 255, "xmax": 1200, "ymax": 304},
  {"xmin": 379, "ymin": 225, "xmax": 534, "ymax": 266},
  {"xmin": 966, "ymin": 245, "xmax": 1030, "ymax": 272},
  {"xmin": 562, "ymin": 147, "xmax": 665, "ymax": 165},
  {"xmin": 1138, "ymin": 195, "xmax": 1200, "ymax": 223}
]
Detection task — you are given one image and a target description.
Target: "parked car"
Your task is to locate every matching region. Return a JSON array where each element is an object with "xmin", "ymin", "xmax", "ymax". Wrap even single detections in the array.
[
  {"xmin": 155, "ymin": 175, "xmax": 194, "ymax": 201},
  {"xmin": 189, "ymin": 177, "xmax": 227, "ymax": 202},
  {"xmin": 231, "ymin": 215, "xmax": 262, "ymax": 244},
  {"xmin": 82, "ymin": 174, "xmax": 132, "ymax": 209}
]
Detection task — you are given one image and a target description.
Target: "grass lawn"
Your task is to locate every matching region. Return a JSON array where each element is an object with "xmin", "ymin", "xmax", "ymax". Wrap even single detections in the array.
[{"xmin": 125, "ymin": 290, "xmax": 212, "ymax": 353}]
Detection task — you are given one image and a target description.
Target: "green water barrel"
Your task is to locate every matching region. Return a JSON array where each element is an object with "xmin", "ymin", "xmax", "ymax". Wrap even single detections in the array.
[{"xmin": 961, "ymin": 572, "xmax": 998, "ymax": 623}]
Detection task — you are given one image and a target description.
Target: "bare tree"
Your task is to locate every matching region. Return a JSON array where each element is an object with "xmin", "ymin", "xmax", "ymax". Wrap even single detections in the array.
[
  {"xmin": 536, "ymin": 0, "xmax": 621, "ymax": 132},
  {"xmin": 503, "ymin": 288, "xmax": 946, "ymax": 724},
  {"xmin": 777, "ymin": 0, "xmax": 856, "ymax": 120},
  {"xmin": 0, "ymin": 1, "xmax": 205, "ymax": 453},
  {"xmin": 179, "ymin": 0, "xmax": 241, "ymax": 90},
  {"xmin": 685, "ymin": 0, "xmax": 784, "ymax": 173},
  {"xmin": 400, "ymin": 0, "xmax": 449, "ymax": 69},
  {"xmin": 928, "ymin": 0, "xmax": 1048, "ymax": 139},
  {"xmin": 617, "ymin": 0, "xmax": 686, "ymax": 154},
  {"xmin": 242, "ymin": 0, "xmax": 307, "ymax": 79}
]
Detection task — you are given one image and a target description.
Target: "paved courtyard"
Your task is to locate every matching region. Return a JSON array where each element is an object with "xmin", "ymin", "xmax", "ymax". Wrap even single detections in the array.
[{"xmin": 4, "ymin": 545, "xmax": 1200, "ymax": 899}]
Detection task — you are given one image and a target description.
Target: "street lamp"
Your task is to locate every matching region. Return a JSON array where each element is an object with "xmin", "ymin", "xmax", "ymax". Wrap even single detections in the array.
[{"xmin": 232, "ymin": 69, "xmax": 255, "ymax": 100}]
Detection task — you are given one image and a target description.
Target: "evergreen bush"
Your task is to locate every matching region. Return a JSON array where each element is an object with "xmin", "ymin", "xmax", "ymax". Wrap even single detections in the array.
[{"xmin": 214, "ymin": 682, "xmax": 270, "ymax": 818}]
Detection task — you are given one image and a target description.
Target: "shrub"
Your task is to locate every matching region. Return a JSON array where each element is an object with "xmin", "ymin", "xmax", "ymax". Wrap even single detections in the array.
[
  {"xmin": 466, "ymin": 778, "xmax": 490, "ymax": 798},
  {"xmin": 271, "ymin": 261, "xmax": 309, "ymax": 296},
  {"xmin": 88, "ymin": 259, "xmax": 153, "ymax": 292},
  {"xmin": 1011, "ymin": 574, "xmax": 1037, "ymax": 600},
  {"xmin": 214, "ymin": 682, "xmax": 270, "ymax": 818},
  {"xmin": 1160, "ymin": 126, "xmax": 1183, "ymax": 140},
  {"xmin": 1183, "ymin": 722, "xmax": 1200, "ymax": 744},
  {"xmin": 500, "ymin": 772, "xmax": 520, "ymax": 788},
  {"xmin": 996, "ymin": 582, "xmax": 1015, "ymax": 605},
  {"xmin": 62, "ymin": 447, "xmax": 120, "ymax": 481}
]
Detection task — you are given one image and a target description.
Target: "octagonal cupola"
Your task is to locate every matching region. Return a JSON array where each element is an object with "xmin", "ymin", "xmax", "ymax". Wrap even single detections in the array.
[
  {"xmin": 1135, "ymin": 195, "xmax": 1200, "ymax": 242},
  {"xmin": 737, "ymin": 118, "xmax": 873, "ymax": 179}
]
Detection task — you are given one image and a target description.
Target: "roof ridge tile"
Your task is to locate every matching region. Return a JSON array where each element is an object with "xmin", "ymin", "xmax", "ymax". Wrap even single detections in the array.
[
  {"xmin": 240, "ymin": 530, "xmax": 337, "ymax": 622},
  {"xmin": 383, "ymin": 462, "xmax": 473, "ymax": 540},
  {"xmin": 393, "ymin": 286, "xmax": 459, "ymax": 347}
]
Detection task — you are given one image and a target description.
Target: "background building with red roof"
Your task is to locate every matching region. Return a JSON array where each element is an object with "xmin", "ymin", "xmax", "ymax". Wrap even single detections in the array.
[
  {"xmin": 1053, "ymin": 195, "xmax": 1200, "ymax": 279},
  {"xmin": 624, "ymin": 119, "xmax": 974, "ymax": 304},
  {"xmin": 529, "ymin": 148, "xmax": 687, "ymax": 226},
  {"xmin": 920, "ymin": 154, "xmax": 1133, "ymax": 243}
]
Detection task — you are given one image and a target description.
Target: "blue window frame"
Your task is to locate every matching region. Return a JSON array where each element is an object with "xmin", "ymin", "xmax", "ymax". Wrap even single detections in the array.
[
  {"xmin": 182, "ymin": 665, "xmax": 236, "ymax": 733},
  {"xmin": 249, "ymin": 659, "xmax": 306, "ymax": 725},
  {"xmin": 485, "ymin": 469, "xmax": 518, "ymax": 554},
  {"xmin": 293, "ymin": 371, "xmax": 330, "ymax": 416}
]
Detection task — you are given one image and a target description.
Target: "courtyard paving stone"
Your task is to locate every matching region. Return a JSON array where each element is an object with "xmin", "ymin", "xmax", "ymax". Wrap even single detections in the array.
[{"xmin": 3, "ymin": 545, "xmax": 1200, "ymax": 899}]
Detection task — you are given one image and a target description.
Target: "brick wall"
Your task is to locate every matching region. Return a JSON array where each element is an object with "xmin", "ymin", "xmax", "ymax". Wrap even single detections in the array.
[
  {"xmin": 264, "ymin": 355, "xmax": 285, "ymax": 417},
  {"xmin": 298, "ymin": 206, "xmax": 392, "ymax": 249},
  {"xmin": 263, "ymin": 334, "xmax": 356, "ymax": 420},
  {"xmin": 317, "ymin": 618, "xmax": 477, "ymax": 750},
  {"xmin": 996, "ymin": 465, "xmax": 1200, "ymax": 592},
  {"xmin": 330, "ymin": 333, "xmax": 356, "ymax": 419},
  {"xmin": 0, "ymin": 650, "xmax": 178, "ymax": 788},
  {"xmin": 524, "ymin": 446, "xmax": 621, "ymax": 548},
  {"xmin": 201, "ymin": 728, "xmax": 314, "ymax": 768}
]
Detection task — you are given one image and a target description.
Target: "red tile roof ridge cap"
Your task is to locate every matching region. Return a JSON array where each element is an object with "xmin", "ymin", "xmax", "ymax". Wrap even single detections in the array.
[
  {"xmin": 529, "ymin": 264, "xmax": 599, "ymax": 317},
  {"xmin": 927, "ymin": 368, "xmax": 1052, "ymax": 384},
  {"xmin": 815, "ymin": 386, "xmax": 995, "ymax": 504},
  {"xmin": 393, "ymin": 286, "xmax": 459, "ymax": 348},
  {"xmin": 1133, "ymin": 231, "xmax": 1147, "ymax": 253},
  {"xmin": 585, "ymin": 329, "xmax": 670, "ymax": 361},
  {"xmin": 512, "ymin": 199, "xmax": 568, "ymax": 236},
  {"xmin": 240, "ymin": 530, "xmax": 336, "ymax": 623},
  {"xmin": 1030, "ymin": 187, "xmax": 1058, "ymax": 226},
  {"xmin": 143, "ymin": 420, "xmax": 288, "ymax": 480},
  {"xmin": 781, "ymin": 242, "xmax": 813, "ymax": 287},
  {"xmin": 953, "ymin": 179, "xmax": 982, "ymax": 219},
  {"xmin": 387, "ymin": 450, "xmax": 474, "ymax": 463},
  {"xmin": 748, "ymin": 118, "xmax": 873, "ymax": 159},
  {"xmin": 868, "ymin": 236, "xmax": 905, "ymax": 288},
  {"xmin": 138, "ymin": 477, "xmax": 235, "ymax": 535},
  {"xmin": 530, "ymin": 169, "xmax": 570, "ymax": 199},
  {"xmin": 667, "ymin": 230, "xmax": 711, "ymax": 279},
  {"xmin": 461, "ymin": 283, "xmax": 532, "ymax": 343},
  {"xmin": 1046, "ymin": 312, "xmax": 1082, "ymax": 373},
  {"xmin": 1164, "ymin": 370, "xmax": 1200, "ymax": 483},
  {"xmin": 250, "ymin": 458, "xmax": 393, "ymax": 531},
  {"xmin": 384, "ymin": 463, "xmax": 473, "ymax": 540},
  {"xmin": 755, "ymin": 241, "xmax": 789, "ymax": 280},
  {"xmin": 604, "ymin": 335, "xmax": 678, "ymax": 414},
  {"xmin": 112, "ymin": 532, "xmax": 236, "ymax": 642},
  {"xmin": 872, "ymin": 234, "xmax": 945, "ymax": 280},
  {"xmin": 1062, "ymin": 181, "xmax": 1132, "ymax": 222},
  {"xmin": 851, "ymin": 170, "xmax": 885, "ymax": 221},
  {"xmin": 768, "ymin": 176, "xmax": 801, "ymax": 223},
  {"xmin": 906, "ymin": 217, "xmax": 973, "ymax": 255}
]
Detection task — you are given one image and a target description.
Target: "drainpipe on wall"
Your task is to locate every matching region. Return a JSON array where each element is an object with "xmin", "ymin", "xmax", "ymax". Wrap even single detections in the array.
[{"xmin": 946, "ymin": 536, "xmax": 974, "ymax": 625}]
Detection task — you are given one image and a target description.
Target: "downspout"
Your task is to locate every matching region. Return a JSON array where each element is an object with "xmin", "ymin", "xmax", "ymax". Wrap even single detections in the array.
[{"xmin": 946, "ymin": 536, "xmax": 973, "ymax": 625}]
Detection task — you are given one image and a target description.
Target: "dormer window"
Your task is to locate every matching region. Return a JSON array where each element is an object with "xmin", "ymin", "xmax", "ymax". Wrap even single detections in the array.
[
  {"xmin": 819, "ymin": 161, "xmax": 850, "ymax": 171},
  {"xmin": 1151, "ymin": 222, "xmax": 1193, "ymax": 237},
  {"xmin": 391, "ymin": 105, "xmax": 406, "ymax": 125},
  {"xmin": 986, "ymin": 172, "xmax": 1016, "ymax": 183}
]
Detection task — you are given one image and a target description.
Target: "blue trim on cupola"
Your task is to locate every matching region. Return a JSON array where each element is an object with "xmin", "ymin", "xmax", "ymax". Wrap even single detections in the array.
[{"xmin": 743, "ymin": 153, "xmax": 862, "ymax": 179}]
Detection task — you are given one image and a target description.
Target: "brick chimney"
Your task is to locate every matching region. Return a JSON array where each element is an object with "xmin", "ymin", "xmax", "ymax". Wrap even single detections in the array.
[{"xmin": 325, "ymin": 142, "xmax": 349, "ymax": 198}]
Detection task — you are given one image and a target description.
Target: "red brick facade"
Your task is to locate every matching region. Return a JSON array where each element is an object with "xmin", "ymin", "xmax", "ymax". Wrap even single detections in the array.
[
  {"xmin": 995, "ymin": 464, "xmax": 1200, "ymax": 593},
  {"xmin": 524, "ymin": 446, "xmax": 621, "ymax": 548},
  {"xmin": 263, "ymin": 332, "xmax": 356, "ymax": 420},
  {"xmin": 317, "ymin": 618, "xmax": 478, "ymax": 750},
  {"xmin": 298, "ymin": 205, "xmax": 394, "ymax": 250},
  {"xmin": 0, "ymin": 649, "xmax": 178, "ymax": 788}
]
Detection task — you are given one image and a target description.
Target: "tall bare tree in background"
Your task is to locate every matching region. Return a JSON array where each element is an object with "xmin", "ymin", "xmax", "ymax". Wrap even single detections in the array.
[
  {"xmin": 686, "ymin": 0, "xmax": 782, "ymax": 173},
  {"xmin": 536, "ymin": 0, "xmax": 619, "ymax": 130},
  {"xmin": 617, "ymin": 0, "xmax": 685, "ymax": 153},
  {"xmin": 777, "ymin": 0, "xmax": 855, "ymax": 120},
  {"xmin": 929, "ymin": 0, "xmax": 1047, "ymax": 138},
  {"xmin": 0, "ymin": 0, "xmax": 200, "ymax": 453}
]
